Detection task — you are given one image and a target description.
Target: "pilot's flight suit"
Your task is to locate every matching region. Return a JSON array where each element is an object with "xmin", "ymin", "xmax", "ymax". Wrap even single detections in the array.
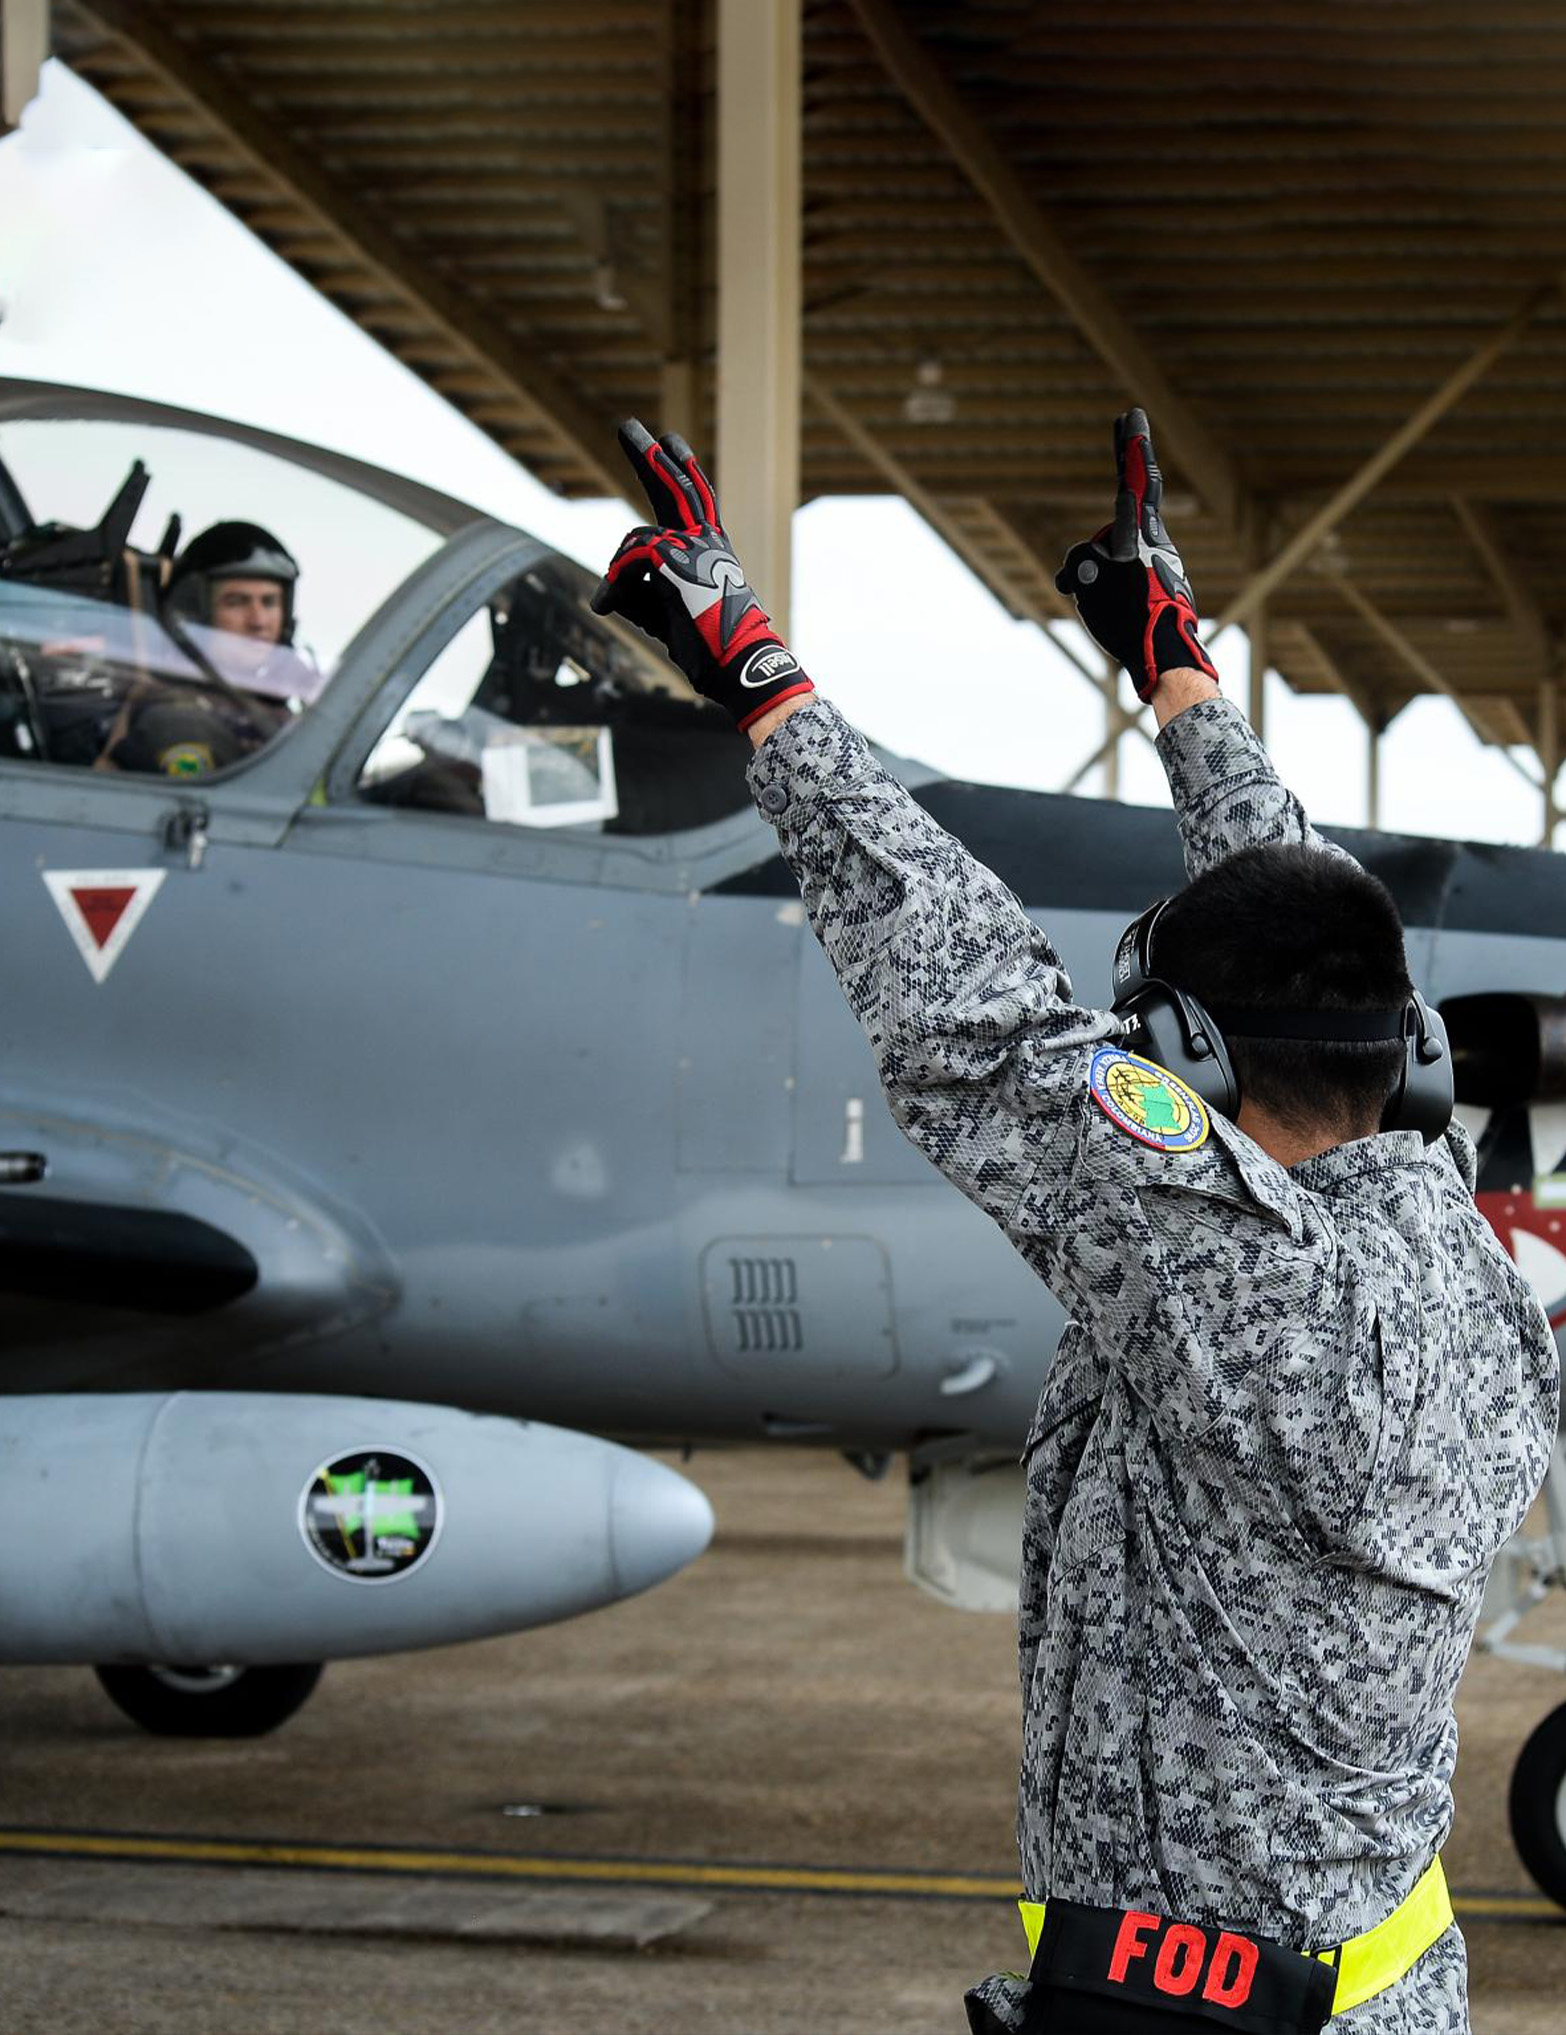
[{"xmin": 747, "ymin": 692, "xmax": 1560, "ymax": 2032}]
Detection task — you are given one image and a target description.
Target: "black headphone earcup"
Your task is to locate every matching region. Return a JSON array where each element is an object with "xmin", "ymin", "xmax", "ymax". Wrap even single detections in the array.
[
  {"xmin": 1123, "ymin": 986, "xmax": 1241, "ymax": 1122},
  {"xmin": 1383, "ymin": 993, "xmax": 1454, "ymax": 1144}
]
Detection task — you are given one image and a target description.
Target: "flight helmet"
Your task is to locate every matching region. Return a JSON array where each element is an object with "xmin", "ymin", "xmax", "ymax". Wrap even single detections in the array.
[{"xmin": 165, "ymin": 521, "xmax": 300, "ymax": 644}]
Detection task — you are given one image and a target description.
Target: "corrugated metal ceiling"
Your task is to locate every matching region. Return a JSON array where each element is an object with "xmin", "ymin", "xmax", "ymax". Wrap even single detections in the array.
[{"xmin": 49, "ymin": 0, "xmax": 1566, "ymax": 764}]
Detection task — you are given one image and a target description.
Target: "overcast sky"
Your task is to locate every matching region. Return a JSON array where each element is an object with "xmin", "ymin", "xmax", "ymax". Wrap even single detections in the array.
[{"xmin": 0, "ymin": 61, "xmax": 1546, "ymax": 848}]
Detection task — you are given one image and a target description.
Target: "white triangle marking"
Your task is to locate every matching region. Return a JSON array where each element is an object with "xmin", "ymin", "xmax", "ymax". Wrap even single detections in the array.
[
  {"xmin": 1508, "ymin": 1227, "xmax": 1566, "ymax": 1324},
  {"xmin": 42, "ymin": 868, "xmax": 167, "ymax": 985}
]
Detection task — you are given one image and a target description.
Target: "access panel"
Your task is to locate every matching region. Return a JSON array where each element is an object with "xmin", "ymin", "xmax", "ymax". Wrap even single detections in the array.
[{"xmin": 699, "ymin": 1233, "xmax": 897, "ymax": 1380}]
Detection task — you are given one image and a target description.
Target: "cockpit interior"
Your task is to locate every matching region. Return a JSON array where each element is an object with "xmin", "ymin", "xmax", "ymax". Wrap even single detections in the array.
[{"xmin": 0, "ymin": 419, "xmax": 753, "ymax": 835}]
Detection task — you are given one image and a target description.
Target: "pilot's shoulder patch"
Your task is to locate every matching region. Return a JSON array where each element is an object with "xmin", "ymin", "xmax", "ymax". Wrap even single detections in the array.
[
  {"xmin": 1088, "ymin": 1045, "xmax": 1210, "ymax": 1154},
  {"xmin": 158, "ymin": 741, "xmax": 215, "ymax": 778}
]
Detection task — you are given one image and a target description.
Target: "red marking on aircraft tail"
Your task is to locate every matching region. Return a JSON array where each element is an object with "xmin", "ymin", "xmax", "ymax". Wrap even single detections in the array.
[{"xmin": 1477, "ymin": 1190, "xmax": 1566, "ymax": 1328}]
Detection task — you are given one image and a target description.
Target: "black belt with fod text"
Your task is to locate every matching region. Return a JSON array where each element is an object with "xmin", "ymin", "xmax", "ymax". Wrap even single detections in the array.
[{"xmin": 1016, "ymin": 1857, "xmax": 1453, "ymax": 2033}]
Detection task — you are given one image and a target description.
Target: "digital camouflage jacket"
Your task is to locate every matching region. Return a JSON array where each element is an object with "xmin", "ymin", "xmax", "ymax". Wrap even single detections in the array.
[{"xmin": 748, "ymin": 693, "xmax": 1559, "ymax": 2033}]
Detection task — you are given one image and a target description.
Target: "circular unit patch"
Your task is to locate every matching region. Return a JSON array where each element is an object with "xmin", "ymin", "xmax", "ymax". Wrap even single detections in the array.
[
  {"xmin": 157, "ymin": 742, "xmax": 215, "ymax": 777},
  {"xmin": 1089, "ymin": 1046, "xmax": 1210, "ymax": 1154},
  {"xmin": 299, "ymin": 1448, "xmax": 442, "ymax": 1584}
]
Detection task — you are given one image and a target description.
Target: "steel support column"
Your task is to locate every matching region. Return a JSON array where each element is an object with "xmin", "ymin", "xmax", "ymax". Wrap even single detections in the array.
[
  {"xmin": 1540, "ymin": 679, "xmax": 1560, "ymax": 848},
  {"xmin": 2, "ymin": 0, "xmax": 48, "ymax": 129},
  {"xmin": 659, "ymin": 362, "xmax": 699, "ymax": 443},
  {"xmin": 1366, "ymin": 718, "xmax": 1382, "ymax": 831},
  {"xmin": 1102, "ymin": 658, "xmax": 1122, "ymax": 800},
  {"xmin": 1249, "ymin": 602, "xmax": 1270, "ymax": 743},
  {"xmin": 717, "ymin": 0, "xmax": 800, "ymax": 635}
]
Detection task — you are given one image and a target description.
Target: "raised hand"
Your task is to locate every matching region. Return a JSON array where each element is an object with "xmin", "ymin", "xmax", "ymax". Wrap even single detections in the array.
[
  {"xmin": 591, "ymin": 421, "xmax": 815, "ymax": 731},
  {"xmin": 1054, "ymin": 408, "xmax": 1219, "ymax": 703}
]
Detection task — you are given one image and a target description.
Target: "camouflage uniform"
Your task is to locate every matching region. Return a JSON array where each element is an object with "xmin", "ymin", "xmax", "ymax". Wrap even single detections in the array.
[{"xmin": 748, "ymin": 693, "xmax": 1559, "ymax": 2032}]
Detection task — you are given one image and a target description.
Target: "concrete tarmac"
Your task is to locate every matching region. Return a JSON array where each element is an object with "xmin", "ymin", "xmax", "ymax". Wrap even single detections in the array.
[{"xmin": 0, "ymin": 1447, "xmax": 1562, "ymax": 2033}]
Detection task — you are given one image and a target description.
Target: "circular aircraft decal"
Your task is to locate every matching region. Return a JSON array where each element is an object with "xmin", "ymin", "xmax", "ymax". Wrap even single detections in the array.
[{"xmin": 299, "ymin": 1449, "xmax": 442, "ymax": 1583}]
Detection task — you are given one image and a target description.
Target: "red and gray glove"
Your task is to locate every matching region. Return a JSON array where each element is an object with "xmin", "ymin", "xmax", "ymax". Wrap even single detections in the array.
[
  {"xmin": 590, "ymin": 420, "xmax": 815, "ymax": 732},
  {"xmin": 1054, "ymin": 408, "xmax": 1219, "ymax": 703}
]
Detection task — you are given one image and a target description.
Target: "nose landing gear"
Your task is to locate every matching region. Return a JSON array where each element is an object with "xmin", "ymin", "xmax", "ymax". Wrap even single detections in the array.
[
  {"xmin": 93, "ymin": 1661, "xmax": 324, "ymax": 1737},
  {"xmin": 1509, "ymin": 1700, "xmax": 1566, "ymax": 1909},
  {"xmin": 1479, "ymin": 1439, "xmax": 1566, "ymax": 1909}
]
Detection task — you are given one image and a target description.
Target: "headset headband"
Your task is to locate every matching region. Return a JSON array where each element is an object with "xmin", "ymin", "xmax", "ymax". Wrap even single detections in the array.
[
  {"xmin": 1119, "ymin": 900, "xmax": 1408, "ymax": 1043},
  {"xmin": 1111, "ymin": 890, "xmax": 1452, "ymax": 1142},
  {"xmin": 1203, "ymin": 1006, "xmax": 1407, "ymax": 1044}
]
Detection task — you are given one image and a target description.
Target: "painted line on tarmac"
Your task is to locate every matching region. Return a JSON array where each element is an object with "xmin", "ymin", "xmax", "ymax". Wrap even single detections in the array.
[
  {"xmin": 0, "ymin": 1828, "xmax": 1019, "ymax": 1901},
  {"xmin": 0, "ymin": 1829, "xmax": 1557, "ymax": 1924}
]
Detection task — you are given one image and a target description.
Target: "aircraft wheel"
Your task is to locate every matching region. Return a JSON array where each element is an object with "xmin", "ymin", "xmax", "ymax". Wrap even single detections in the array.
[
  {"xmin": 1508, "ymin": 1698, "xmax": 1566, "ymax": 1909},
  {"xmin": 94, "ymin": 1662, "xmax": 323, "ymax": 1738}
]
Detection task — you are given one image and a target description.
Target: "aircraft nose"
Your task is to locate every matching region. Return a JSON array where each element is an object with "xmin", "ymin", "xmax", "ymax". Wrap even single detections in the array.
[{"xmin": 609, "ymin": 1452, "xmax": 714, "ymax": 1599}]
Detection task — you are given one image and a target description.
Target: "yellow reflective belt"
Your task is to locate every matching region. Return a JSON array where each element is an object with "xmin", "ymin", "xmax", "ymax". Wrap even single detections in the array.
[
  {"xmin": 1315, "ymin": 1855, "xmax": 1453, "ymax": 2015},
  {"xmin": 1017, "ymin": 1856, "xmax": 1453, "ymax": 2018}
]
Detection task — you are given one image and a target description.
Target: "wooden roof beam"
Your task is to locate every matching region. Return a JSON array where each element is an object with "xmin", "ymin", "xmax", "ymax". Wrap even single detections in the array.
[
  {"xmin": 804, "ymin": 369, "xmax": 1152, "ymax": 725},
  {"xmin": 64, "ymin": 0, "xmax": 623, "ymax": 499},
  {"xmin": 1284, "ymin": 622, "xmax": 1385, "ymax": 730},
  {"xmin": 807, "ymin": 463, "xmax": 1566, "ymax": 507},
  {"xmin": 1330, "ymin": 571, "xmax": 1543, "ymax": 788},
  {"xmin": 843, "ymin": 0, "xmax": 1246, "ymax": 536},
  {"xmin": 1215, "ymin": 278, "xmax": 1560, "ymax": 631},
  {"xmin": 1449, "ymin": 496, "xmax": 1559, "ymax": 674},
  {"xmin": 804, "ymin": 371, "xmax": 1069, "ymax": 631},
  {"xmin": 196, "ymin": 6, "xmax": 662, "ymax": 38}
]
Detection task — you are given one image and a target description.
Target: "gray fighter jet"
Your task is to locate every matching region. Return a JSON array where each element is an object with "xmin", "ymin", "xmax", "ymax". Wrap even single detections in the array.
[{"xmin": 2, "ymin": 382, "xmax": 1564, "ymax": 1904}]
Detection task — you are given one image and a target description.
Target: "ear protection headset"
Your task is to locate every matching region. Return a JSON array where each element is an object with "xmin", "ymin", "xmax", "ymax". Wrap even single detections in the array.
[{"xmin": 1110, "ymin": 897, "xmax": 1454, "ymax": 1145}]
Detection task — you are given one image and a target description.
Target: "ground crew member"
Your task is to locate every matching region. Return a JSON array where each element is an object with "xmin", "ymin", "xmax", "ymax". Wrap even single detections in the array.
[{"xmin": 594, "ymin": 415, "xmax": 1560, "ymax": 2033}]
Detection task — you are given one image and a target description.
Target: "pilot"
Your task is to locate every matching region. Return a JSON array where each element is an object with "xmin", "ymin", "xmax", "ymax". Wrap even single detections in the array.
[
  {"xmin": 163, "ymin": 519, "xmax": 300, "ymax": 652},
  {"xmin": 101, "ymin": 521, "xmax": 306, "ymax": 776},
  {"xmin": 593, "ymin": 417, "xmax": 1560, "ymax": 2035}
]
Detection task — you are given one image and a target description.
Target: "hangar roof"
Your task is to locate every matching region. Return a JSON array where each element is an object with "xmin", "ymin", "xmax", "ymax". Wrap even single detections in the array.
[{"xmin": 49, "ymin": 0, "xmax": 1566, "ymax": 793}]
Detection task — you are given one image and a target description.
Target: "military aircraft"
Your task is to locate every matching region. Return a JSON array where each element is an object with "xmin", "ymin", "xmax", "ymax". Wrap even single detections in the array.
[{"xmin": 1, "ymin": 380, "xmax": 1563, "ymax": 1904}]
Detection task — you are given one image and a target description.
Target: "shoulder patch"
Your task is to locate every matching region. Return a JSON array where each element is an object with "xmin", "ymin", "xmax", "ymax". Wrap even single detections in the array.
[{"xmin": 1088, "ymin": 1045, "xmax": 1210, "ymax": 1154}]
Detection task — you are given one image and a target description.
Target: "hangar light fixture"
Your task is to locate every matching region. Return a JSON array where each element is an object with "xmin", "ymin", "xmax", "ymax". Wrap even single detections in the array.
[{"xmin": 903, "ymin": 357, "xmax": 956, "ymax": 426}]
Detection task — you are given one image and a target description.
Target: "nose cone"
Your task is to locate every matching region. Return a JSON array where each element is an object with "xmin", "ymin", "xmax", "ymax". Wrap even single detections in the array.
[{"xmin": 609, "ymin": 1453, "xmax": 714, "ymax": 1600}]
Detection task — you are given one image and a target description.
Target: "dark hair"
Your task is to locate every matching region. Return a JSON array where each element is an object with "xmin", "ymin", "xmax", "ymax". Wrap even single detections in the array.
[{"xmin": 1153, "ymin": 843, "xmax": 1413, "ymax": 1139}]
